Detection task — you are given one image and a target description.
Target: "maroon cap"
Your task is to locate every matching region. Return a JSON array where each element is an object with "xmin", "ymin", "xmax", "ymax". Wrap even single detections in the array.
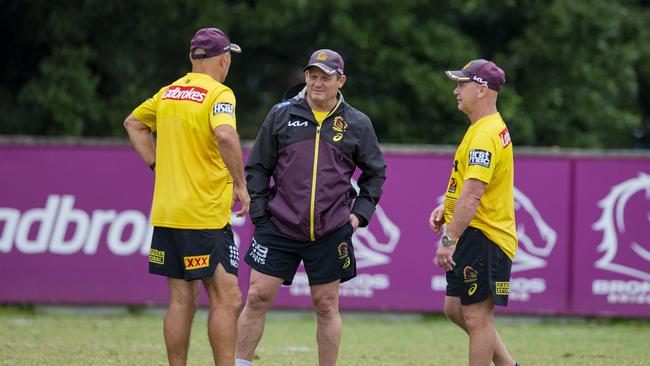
[
  {"xmin": 303, "ymin": 49, "xmax": 344, "ymax": 76},
  {"xmin": 189, "ymin": 28, "xmax": 241, "ymax": 59},
  {"xmin": 445, "ymin": 59, "xmax": 506, "ymax": 91}
]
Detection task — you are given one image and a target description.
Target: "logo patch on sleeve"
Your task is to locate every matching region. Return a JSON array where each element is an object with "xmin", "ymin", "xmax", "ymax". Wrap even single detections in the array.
[
  {"xmin": 212, "ymin": 102, "xmax": 234, "ymax": 116},
  {"xmin": 468, "ymin": 149, "xmax": 492, "ymax": 168},
  {"xmin": 499, "ymin": 128, "xmax": 511, "ymax": 148},
  {"xmin": 447, "ymin": 177, "xmax": 457, "ymax": 193}
]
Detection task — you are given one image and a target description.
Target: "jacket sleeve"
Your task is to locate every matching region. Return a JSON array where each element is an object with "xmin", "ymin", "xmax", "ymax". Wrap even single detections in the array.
[
  {"xmin": 246, "ymin": 107, "xmax": 278, "ymax": 224},
  {"xmin": 352, "ymin": 117, "xmax": 387, "ymax": 227}
]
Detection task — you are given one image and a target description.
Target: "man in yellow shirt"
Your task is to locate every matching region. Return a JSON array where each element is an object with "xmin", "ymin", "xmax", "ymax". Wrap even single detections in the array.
[
  {"xmin": 429, "ymin": 59, "xmax": 520, "ymax": 366},
  {"xmin": 124, "ymin": 27, "xmax": 249, "ymax": 366}
]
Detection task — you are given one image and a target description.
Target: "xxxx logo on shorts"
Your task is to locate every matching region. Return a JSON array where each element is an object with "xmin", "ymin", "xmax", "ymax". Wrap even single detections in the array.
[
  {"xmin": 463, "ymin": 266, "xmax": 478, "ymax": 283},
  {"xmin": 332, "ymin": 116, "xmax": 348, "ymax": 142},
  {"xmin": 184, "ymin": 255, "xmax": 210, "ymax": 270}
]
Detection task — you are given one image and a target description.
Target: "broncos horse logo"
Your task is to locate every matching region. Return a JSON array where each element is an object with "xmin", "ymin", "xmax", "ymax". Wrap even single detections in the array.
[
  {"xmin": 230, "ymin": 214, "xmax": 247, "ymax": 249},
  {"xmin": 436, "ymin": 186, "xmax": 557, "ymax": 273},
  {"xmin": 592, "ymin": 173, "xmax": 650, "ymax": 281},
  {"xmin": 350, "ymin": 179, "xmax": 401, "ymax": 269},
  {"xmin": 511, "ymin": 187, "xmax": 557, "ymax": 272}
]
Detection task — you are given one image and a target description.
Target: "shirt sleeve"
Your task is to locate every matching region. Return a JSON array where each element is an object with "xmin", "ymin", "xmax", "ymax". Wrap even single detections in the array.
[
  {"xmin": 464, "ymin": 131, "xmax": 498, "ymax": 184},
  {"xmin": 209, "ymin": 89, "xmax": 237, "ymax": 130},
  {"xmin": 132, "ymin": 87, "xmax": 164, "ymax": 132}
]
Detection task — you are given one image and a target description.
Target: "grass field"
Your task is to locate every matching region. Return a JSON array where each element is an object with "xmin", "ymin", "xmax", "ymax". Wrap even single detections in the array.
[{"xmin": 1, "ymin": 305, "xmax": 649, "ymax": 366}]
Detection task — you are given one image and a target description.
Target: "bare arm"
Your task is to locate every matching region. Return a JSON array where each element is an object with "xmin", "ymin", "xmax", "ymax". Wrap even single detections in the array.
[
  {"xmin": 446, "ymin": 178, "xmax": 486, "ymax": 239},
  {"xmin": 214, "ymin": 125, "xmax": 250, "ymax": 217},
  {"xmin": 429, "ymin": 203, "xmax": 445, "ymax": 235},
  {"xmin": 124, "ymin": 114, "xmax": 155, "ymax": 167},
  {"xmin": 435, "ymin": 178, "xmax": 485, "ymax": 271}
]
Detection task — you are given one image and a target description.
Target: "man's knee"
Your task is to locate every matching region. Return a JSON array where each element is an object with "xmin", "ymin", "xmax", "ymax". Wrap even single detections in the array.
[
  {"xmin": 312, "ymin": 293, "xmax": 339, "ymax": 319},
  {"xmin": 169, "ymin": 280, "xmax": 200, "ymax": 311},
  {"xmin": 461, "ymin": 301, "xmax": 493, "ymax": 333},
  {"xmin": 443, "ymin": 295, "xmax": 465, "ymax": 323},
  {"xmin": 245, "ymin": 286, "xmax": 276, "ymax": 311},
  {"xmin": 463, "ymin": 313, "xmax": 487, "ymax": 333},
  {"xmin": 170, "ymin": 293, "xmax": 200, "ymax": 314},
  {"xmin": 444, "ymin": 301, "xmax": 463, "ymax": 325},
  {"xmin": 220, "ymin": 287, "xmax": 243, "ymax": 314}
]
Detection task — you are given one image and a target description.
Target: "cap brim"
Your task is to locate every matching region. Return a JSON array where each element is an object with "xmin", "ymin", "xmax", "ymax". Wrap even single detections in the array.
[
  {"xmin": 445, "ymin": 70, "xmax": 470, "ymax": 82},
  {"xmin": 304, "ymin": 63, "xmax": 337, "ymax": 75},
  {"xmin": 229, "ymin": 43, "xmax": 242, "ymax": 53}
]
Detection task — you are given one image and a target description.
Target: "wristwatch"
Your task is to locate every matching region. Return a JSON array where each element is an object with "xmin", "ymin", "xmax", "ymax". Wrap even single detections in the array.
[{"xmin": 441, "ymin": 235, "xmax": 457, "ymax": 247}]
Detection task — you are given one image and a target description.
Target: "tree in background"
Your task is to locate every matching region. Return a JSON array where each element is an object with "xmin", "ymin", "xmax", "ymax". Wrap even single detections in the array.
[
  {"xmin": 0, "ymin": 0, "xmax": 648, "ymax": 148},
  {"xmin": 506, "ymin": 0, "xmax": 647, "ymax": 147}
]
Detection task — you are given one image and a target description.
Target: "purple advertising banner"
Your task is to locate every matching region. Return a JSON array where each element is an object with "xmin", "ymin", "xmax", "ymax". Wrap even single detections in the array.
[
  {"xmin": 272, "ymin": 153, "xmax": 449, "ymax": 311},
  {"xmin": 0, "ymin": 143, "xmax": 648, "ymax": 317},
  {"xmin": 572, "ymin": 159, "xmax": 650, "ymax": 317},
  {"xmin": 477, "ymin": 157, "xmax": 571, "ymax": 315},
  {"xmin": 272, "ymin": 154, "xmax": 572, "ymax": 314}
]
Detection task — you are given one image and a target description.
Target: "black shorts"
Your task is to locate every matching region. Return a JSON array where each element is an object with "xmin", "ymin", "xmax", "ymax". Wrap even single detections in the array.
[
  {"xmin": 148, "ymin": 225, "xmax": 239, "ymax": 281},
  {"xmin": 445, "ymin": 227, "xmax": 512, "ymax": 306},
  {"xmin": 244, "ymin": 220, "xmax": 356, "ymax": 286}
]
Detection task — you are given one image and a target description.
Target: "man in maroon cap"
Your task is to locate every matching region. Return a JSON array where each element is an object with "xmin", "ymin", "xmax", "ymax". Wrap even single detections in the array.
[
  {"xmin": 429, "ymin": 59, "xmax": 521, "ymax": 366},
  {"xmin": 235, "ymin": 49, "xmax": 386, "ymax": 366},
  {"xmin": 124, "ymin": 27, "xmax": 249, "ymax": 366}
]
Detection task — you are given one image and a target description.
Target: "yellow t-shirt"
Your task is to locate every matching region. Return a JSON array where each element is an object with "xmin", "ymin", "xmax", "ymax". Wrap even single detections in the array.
[
  {"xmin": 312, "ymin": 110, "xmax": 329, "ymax": 125},
  {"xmin": 443, "ymin": 113, "xmax": 518, "ymax": 259},
  {"xmin": 132, "ymin": 72, "xmax": 236, "ymax": 229},
  {"xmin": 311, "ymin": 99, "xmax": 341, "ymax": 125}
]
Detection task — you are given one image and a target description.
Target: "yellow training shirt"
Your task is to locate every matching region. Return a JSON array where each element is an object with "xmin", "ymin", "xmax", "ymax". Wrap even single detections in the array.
[
  {"xmin": 311, "ymin": 98, "xmax": 341, "ymax": 125},
  {"xmin": 312, "ymin": 110, "xmax": 328, "ymax": 124},
  {"xmin": 132, "ymin": 72, "xmax": 236, "ymax": 229},
  {"xmin": 443, "ymin": 113, "xmax": 518, "ymax": 259}
]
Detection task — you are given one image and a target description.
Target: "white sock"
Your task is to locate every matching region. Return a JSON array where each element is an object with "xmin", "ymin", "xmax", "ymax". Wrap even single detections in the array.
[{"xmin": 236, "ymin": 359, "xmax": 253, "ymax": 366}]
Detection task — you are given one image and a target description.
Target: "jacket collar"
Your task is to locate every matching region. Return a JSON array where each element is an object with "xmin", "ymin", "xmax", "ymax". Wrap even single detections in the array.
[{"xmin": 289, "ymin": 87, "xmax": 346, "ymax": 121}]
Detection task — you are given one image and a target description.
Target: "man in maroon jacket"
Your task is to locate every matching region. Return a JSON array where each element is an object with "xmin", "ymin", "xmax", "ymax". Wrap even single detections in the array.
[{"xmin": 236, "ymin": 49, "xmax": 386, "ymax": 366}]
